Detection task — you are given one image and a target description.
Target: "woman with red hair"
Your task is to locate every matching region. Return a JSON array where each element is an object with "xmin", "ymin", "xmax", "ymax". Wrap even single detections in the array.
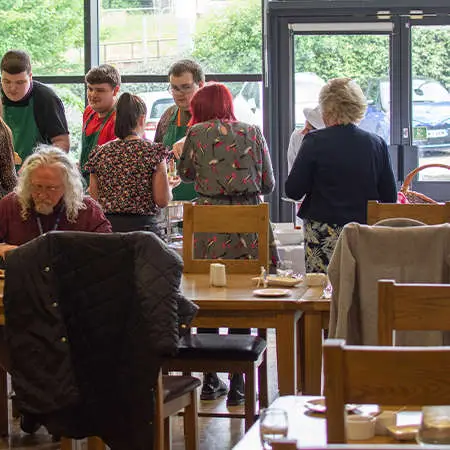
[{"xmin": 176, "ymin": 82, "xmax": 277, "ymax": 406}]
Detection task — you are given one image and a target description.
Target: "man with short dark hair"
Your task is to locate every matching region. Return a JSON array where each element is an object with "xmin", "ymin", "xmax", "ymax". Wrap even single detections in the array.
[
  {"xmin": 0, "ymin": 50, "xmax": 70, "ymax": 164},
  {"xmin": 80, "ymin": 64, "xmax": 121, "ymax": 180},
  {"xmin": 154, "ymin": 59, "xmax": 205, "ymax": 201}
]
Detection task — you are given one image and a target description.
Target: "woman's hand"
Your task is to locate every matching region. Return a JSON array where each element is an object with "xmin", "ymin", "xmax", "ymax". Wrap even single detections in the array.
[
  {"xmin": 168, "ymin": 175, "xmax": 182, "ymax": 190},
  {"xmin": 172, "ymin": 137, "xmax": 186, "ymax": 160}
]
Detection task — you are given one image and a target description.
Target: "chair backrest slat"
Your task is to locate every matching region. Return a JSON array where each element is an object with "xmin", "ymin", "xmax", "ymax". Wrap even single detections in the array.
[
  {"xmin": 183, "ymin": 203, "xmax": 269, "ymax": 274},
  {"xmin": 367, "ymin": 200, "xmax": 450, "ymax": 225},
  {"xmin": 324, "ymin": 339, "xmax": 450, "ymax": 443},
  {"xmin": 378, "ymin": 280, "xmax": 450, "ymax": 346}
]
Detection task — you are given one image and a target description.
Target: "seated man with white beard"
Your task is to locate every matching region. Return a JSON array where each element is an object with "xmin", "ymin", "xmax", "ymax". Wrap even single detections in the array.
[{"xmin": 0, "ymin": 145, "xmax": 112, "ymax": 259}]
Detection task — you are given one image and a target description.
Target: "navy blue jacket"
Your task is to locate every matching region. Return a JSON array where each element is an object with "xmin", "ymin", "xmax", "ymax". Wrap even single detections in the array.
[{"xmin": 285, "ymin": 124, "xmax": 397, "ymax": 226}]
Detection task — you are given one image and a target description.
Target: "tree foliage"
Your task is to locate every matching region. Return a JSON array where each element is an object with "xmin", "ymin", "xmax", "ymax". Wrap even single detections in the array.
[
  {"xmin": 0, "ymin": 0, "xmax": 83, "ymax": 75},
  {"xmin": 192, "ymin": 0, "xmax": 262, "ymax": 74}
]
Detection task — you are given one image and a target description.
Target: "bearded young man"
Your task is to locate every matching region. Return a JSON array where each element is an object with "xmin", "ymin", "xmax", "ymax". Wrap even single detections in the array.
[{"xmin": 0, "ymin": 145, "xmax": 111, "ymax": 259}]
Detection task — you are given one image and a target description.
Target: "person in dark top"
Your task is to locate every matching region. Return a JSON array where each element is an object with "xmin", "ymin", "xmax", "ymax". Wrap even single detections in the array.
[
  {"xmin": 86, "ymin": 92, "xmax": 180, "ymax": 233},
  {"xmin": 285, "ymin": 77, "xmax": 397, "ymax": 273},
  {"xmin": 1, "ymin": 50, "xmax": 69, "ymax": 165}
]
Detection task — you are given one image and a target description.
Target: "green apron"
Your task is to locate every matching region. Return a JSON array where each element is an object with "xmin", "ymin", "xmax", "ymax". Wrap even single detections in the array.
[
  {"xmin": 163, "ymin": 107, "xmax": 197, "ymax": 201},
  {"xmin": 80, "ymin": 109, "xmax": 114, "ymax": 183},
  {"xmin": 4, "ymin": 96, "xmax": 41, "ymax": 169}
]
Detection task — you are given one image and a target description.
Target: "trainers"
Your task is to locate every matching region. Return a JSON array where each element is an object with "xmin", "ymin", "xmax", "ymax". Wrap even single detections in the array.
[
  {"xmin": 200, "ymin": 372, "xmax": 228, "ymax": 400},
  {"xmin": 226, "ymin": 373, "xmax": 245, "ymax": 406},
  {"xmin": 20, "ymin": 414, "xmax": 41, "ymax": 434}
]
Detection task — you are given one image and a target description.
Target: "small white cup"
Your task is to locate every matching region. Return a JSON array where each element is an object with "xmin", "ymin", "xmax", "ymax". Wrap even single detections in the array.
[
  {"xmin": 346, "ymin": 415, "xmax": 376, "ymax": 441},
  {"xmin": 210, "ymin": 263, "xmax": 227, "ymax": 287},
  {"xmin": 375, "ymin": 411, "xmax": 397, "ymax": 436}
]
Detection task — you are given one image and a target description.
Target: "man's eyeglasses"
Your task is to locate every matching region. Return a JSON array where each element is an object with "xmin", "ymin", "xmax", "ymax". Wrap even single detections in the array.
[
  {"xmin": 167, "ymin": 83, "xmax": 197, "ymax": 95},
  {"xmin": 30, "ymin": 184, "xmax": 63, "ymax": 194}
]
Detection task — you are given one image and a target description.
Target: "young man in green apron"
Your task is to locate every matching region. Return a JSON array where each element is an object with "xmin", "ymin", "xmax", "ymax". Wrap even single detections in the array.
[
  {"xmin": 154, "ymin": 59, "xmax": 235, "ymax": 402},
  {"xmin": 154, "ymin": 59, "xmax": 205, "ymax": 202},
  {"xmin": 81, "ymin": 64, "xmax": 121, "ymax": 184},
  {"xmin": 1, "ymin": 50, "xmax": 69, "ymax": 168}
]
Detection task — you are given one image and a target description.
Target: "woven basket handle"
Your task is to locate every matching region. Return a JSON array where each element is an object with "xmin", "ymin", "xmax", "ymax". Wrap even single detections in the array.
[{"xmin": 401, "ymin": 163, "xmax": 450, "ymax": 193}]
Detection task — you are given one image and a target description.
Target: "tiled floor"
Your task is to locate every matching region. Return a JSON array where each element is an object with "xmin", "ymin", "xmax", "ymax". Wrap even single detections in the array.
[{"xmin": 0, "ymin": 332, "xmax": 278, "ymax": 450}]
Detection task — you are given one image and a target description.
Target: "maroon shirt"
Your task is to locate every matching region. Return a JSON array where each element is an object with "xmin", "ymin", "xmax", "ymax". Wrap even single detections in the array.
[{"xmin": 0, "ymin": 193, "xmax": 112, "ymax": 246}]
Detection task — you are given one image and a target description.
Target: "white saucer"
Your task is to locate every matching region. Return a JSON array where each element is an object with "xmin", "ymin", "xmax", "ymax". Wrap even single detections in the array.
[{"xmin": 253, "ymin": 288, "xmax": 291, "ymax": 298}]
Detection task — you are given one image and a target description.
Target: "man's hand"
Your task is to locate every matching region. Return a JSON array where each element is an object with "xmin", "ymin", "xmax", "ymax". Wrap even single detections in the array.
[{"xmin": 0, "ymin": 244, "xmax": 18, "ymax": 260}]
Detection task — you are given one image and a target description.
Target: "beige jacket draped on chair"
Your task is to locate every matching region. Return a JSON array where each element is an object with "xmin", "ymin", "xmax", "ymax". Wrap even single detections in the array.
[{"xmin": 328, "ymin": 222, "xmax": 450, "ymax": 345}]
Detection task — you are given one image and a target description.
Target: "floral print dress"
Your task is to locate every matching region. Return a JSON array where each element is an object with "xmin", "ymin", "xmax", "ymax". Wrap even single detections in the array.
[{"xmin": 178, "ymin": 119, "xmax": 278, "ymax": 266}]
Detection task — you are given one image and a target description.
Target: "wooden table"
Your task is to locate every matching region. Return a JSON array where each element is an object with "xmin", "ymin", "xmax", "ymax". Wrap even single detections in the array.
[
  {"xmin": 233, "ymin": 396, "xmax": 421, "ymax": 449},
  {"xmin": 181, "ymin": 274, "xmax": 331, "ymax": 396}
]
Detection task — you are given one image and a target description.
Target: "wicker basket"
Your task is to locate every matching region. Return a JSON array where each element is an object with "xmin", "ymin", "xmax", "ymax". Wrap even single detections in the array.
[{"xmin": 400, "ymin": 163, "xmax": 450, "ymax": 204}]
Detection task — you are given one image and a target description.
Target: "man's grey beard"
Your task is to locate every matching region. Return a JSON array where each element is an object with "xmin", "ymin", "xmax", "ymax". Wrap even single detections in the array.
[{"xmin": 34, "ymin": 203, "xmax": 54, "ymax": 215}]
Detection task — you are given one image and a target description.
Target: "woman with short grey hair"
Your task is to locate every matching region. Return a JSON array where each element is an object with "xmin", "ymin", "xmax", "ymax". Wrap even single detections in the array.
[{"xmin": 285, "ymin": 77, "xmax": 397, "ymax": 273}]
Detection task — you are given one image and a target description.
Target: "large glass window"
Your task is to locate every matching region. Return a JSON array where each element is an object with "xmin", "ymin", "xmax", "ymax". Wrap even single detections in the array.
[
  {"xmin": 100, "ymin": 0, "xmax": 262, "ymax": 74},
  {"xmin": 0, "ymin": 0, "xmax": 84, "ymax": 75}
]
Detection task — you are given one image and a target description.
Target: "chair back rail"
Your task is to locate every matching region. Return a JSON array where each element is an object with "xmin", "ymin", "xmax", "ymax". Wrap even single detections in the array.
[
  {"xmin": 324, "ymin": 339, "xmax": 450, "ymax": 443},
  {"xmin": 378, "ymin": 280, "xmax": 450, "ymax": 346},
  {"xmin": 183, "ymin": 203, "xmax": 269, "ymax": 273},
  {"xmin": 367, "ymin": 200, "xmax": 450, "ymax": 225}
]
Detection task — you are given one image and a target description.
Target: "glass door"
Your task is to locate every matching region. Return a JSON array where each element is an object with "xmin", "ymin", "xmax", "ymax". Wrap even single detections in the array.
[{"xmin": 410, "ymin": 22, "xmax": 450, "ymax": 186}]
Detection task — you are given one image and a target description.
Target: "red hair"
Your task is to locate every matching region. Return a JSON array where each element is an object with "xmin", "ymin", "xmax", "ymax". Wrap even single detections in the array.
[{"xmin": 189, "ymin": 82, "xmax": 237, "ymax": 125}]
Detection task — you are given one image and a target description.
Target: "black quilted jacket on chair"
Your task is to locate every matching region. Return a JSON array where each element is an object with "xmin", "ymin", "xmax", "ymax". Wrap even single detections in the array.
[{"xmin": 3, "ymin": 231, "xmax": 198, "ymax": 450}]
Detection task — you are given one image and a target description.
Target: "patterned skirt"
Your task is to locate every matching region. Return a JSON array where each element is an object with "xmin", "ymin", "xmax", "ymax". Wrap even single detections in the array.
[
  {"xmin": 303, "ymin": 218, "xmax": 343, "ymax": 274},
  {"xmin": 194, "ymin": 194, "xmax": 279, "ymax": 271}
]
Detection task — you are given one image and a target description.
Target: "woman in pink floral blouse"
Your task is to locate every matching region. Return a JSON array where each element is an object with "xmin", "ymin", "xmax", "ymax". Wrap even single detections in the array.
[{"xmin": 85, "ymin": 93, "xmax": 178, "ymax": 234}]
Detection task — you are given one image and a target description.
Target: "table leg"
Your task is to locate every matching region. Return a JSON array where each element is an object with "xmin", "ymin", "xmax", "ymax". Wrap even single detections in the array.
[
  {"xmin": 275, "ymin": 312, "xmax": 301, "ymax": 396},
  {"xmin": 303, "ymin": 311, "xmax": 323, "ymax": 395}
]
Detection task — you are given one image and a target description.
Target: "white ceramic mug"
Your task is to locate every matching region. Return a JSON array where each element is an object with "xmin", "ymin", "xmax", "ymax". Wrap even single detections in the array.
[{"xmin": 346, "ymin": 415, "xmax": 376, "ymax": 440}]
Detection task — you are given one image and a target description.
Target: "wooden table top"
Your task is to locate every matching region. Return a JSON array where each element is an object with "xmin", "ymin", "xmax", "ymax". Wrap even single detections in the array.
[
  {"xmin": 233, "ymin": 396, "xmax": 421, "ymax": 449},
  {"xmin": 181, "ymin": 273, "xmax": 330, "ymax": 311}
]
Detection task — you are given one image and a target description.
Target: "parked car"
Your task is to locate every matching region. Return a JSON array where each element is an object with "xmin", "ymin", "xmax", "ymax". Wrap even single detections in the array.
[
  {"xmin": 233, "ymin": 72, "xmax": 326, "ymax": 128},
  {"xmin": 360, "ymin": 78, "xmax": 450, "ymax": 154},
  {"xmin": 139, "ymin": 90, "xmax": 175, "ymax": 141}
]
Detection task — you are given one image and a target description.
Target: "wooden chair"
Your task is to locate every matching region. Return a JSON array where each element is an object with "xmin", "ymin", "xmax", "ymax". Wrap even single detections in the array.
[
  {"xmin": 167, "ymin": 202, "xmax": 270, "ymax": 431},
  {"xmin": 183, "ymin": 202, "xmax": 270, "ymax": 274},
  {"xmin": 367, "ymin": 200, "xmax": 450, "ymax": 225},
  {"xmin": 378, "ymin": 279, "xmax": 450, "ymax": 346},
  {"xmin": 61, "ymin": 373, "xmax": 201, "ymax": 450},
  {"xmin": 324, "ymin": 339, "xmax": 450, "ymax": 443}
]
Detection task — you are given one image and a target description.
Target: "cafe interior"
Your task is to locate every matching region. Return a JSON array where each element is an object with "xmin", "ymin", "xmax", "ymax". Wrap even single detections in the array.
[{"xmin": 3, "ymin": 0, "xmax": 450, "ymax": 449}]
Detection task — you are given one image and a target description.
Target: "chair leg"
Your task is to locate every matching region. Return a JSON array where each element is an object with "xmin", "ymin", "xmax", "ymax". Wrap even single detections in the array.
[
  {"xmin": 183, "ymin": 389, "xmax": 199, "ymax": 450},
  {"xmin": 164, "ymin": 417, "xmax": 171, "ymax": 450},
  {"xmin": 244, "ymin": 367, "xmax": 256, "ymax": 432},
  {"xmin": 258, "ymin": 353, "xmax": 269, "ymax": 409}
]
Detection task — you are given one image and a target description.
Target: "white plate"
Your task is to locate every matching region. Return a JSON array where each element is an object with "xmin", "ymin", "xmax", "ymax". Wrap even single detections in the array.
[
  {"xmin": 253, "ymin": 288, "xmax": 291, "ymax": 298},
  {"xmin": 304, "ymin": 398, "xmax": 360, "ymax": 414}
]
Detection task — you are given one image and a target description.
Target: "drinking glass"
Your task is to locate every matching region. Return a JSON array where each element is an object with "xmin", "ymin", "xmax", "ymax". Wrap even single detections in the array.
[
  {"xmin": 259, "ymin": 408, "xmax": 289, "ymax": 449},
  {"xmin": 417, "ymin": 406, "xmax": 450, "ymax": 447}
]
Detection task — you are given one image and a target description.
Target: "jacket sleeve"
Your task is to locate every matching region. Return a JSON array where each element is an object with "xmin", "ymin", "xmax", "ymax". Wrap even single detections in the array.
[
  {"xmin": 377, "ymin": 139, "xmax": 397, "ymax": 203},
  {"xmin": 284, "ymin": 133, "xmax": 315, "ymax": 200},
  {"xmin": 178, "ymin": 129, "xmax": 196, "ymax": 182},
  {"xmin": 255, "ymin": 126, "xmax": 275, "ymax": 195},
  {"xmin": 327, "ymin": 224, "xmax": 357, "ymax": 341}
]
